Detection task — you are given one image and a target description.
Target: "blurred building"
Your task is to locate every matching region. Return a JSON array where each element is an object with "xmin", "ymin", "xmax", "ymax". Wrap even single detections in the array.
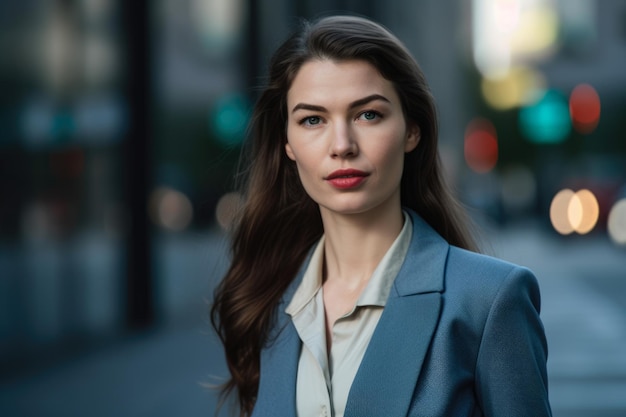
[{"xmin": 1, "ymin": 0, "xmax": 130, "ymax": 372}]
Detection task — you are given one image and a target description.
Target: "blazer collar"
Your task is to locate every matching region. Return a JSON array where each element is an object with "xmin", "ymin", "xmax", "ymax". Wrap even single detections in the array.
[
  {"xmin": 252, "ymin": 209, "xmax": 449, "ymax": 417},
  {"xmin": 391, "ymin": 208, "xmax": 448, "ymax": 297}
]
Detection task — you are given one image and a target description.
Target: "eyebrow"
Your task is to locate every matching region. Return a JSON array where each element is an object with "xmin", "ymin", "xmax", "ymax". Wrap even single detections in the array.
[{"xmin": 291, "ymin": 94, "xmax": 391, "ymax": 113}]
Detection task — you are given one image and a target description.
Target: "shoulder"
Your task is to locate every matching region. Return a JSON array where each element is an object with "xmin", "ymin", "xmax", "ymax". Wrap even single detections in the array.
[
  {"xmin": 447, "ymin": 245, "xmax": 521, "ymax": 278},
  {"xmin": 442, "ymin": 246, "xmax": 541, "ymax": 316},
  {"xmin": 446, "ymin": 246, "xmax": 537, "ymax": 290}
]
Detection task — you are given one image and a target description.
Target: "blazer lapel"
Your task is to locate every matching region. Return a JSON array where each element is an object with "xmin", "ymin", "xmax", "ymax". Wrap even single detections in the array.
[
  {"xmin": 344, "ymin": 210, "xmax": 449, "ymax": 417},
  {"xmin": 251, "ymin": 250, "xmax": 311, "ymax": 417},
  {"xmin": 251, "ymin": 320, "xmax": 300, "ymax": 417}
]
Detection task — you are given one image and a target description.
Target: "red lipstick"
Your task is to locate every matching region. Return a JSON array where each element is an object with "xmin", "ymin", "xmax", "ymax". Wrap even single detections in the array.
[{"xmin": 325, "ymin": 169, "xmax": 369, "ymax": 189}]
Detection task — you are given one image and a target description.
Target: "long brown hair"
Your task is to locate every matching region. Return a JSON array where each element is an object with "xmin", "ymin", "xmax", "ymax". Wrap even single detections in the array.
[{"xmin": 211, "ymin": 15, "xmax": 477, "ymax": 416}]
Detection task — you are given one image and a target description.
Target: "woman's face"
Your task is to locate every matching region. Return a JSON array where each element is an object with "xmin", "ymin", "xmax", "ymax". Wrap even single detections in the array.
[{"xmin": 285, "ymin": 59, "xmax": 419, "ymax": 218}]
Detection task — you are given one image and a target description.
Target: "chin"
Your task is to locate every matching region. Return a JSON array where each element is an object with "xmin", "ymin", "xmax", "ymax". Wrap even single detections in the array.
[{"xmin": 318, "ymin": 200, "xmax": 386, "ymax": 217}]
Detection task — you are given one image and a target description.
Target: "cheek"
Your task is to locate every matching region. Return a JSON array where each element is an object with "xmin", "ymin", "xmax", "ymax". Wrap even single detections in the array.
[
  {"xmin": 285, "ymin": 127, "xmax": 310, "ymax": 163},
  {"xmin": 288, "ymin": 162, "xmax": 317, "ymax": 198},
  {"xmin": 373, "ymin": 131, "xmax": 408, "ymax": 165},
  {"xmin": 285, "ymin": 134, "xmax": 325, "ymax": 173},
  {"xmin": 287, "ymin": 146, "xmax": 317, "ymax": 183},
  {"xmin": 371, "ymin": 140, "xmax": 407, "ymax": 183}
]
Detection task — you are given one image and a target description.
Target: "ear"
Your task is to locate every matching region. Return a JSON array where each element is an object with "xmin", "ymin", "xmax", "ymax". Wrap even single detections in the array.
[
  {"xmin": 285, "ymin": 142, "xmax": 296, "ymax": 161},
  {"xmin": 404, "ymin": 124, "xmax": 420, "ymax": 153}
]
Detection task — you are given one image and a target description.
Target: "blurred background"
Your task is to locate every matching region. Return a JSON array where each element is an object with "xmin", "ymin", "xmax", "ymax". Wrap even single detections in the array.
[{"xmin": 0, "ymin": 0, "xmax": 624, "ymax": 416}]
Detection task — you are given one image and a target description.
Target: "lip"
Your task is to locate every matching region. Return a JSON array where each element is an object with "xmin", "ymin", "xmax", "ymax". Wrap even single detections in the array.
[{"xmin": 325, "ymin": 169, "xmax": 369, "ymax": 189}]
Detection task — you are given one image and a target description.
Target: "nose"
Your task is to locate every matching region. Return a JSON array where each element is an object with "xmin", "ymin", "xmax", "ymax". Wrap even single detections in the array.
[{"xmin": 329, "ymin": 122, "xmax": 358, "ymax": 158}]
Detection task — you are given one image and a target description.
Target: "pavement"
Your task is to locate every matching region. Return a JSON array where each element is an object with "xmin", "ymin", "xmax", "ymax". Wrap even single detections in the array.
[{"xmin": 0, "ymin": 223, "xmax": 624, "ymax": 417}]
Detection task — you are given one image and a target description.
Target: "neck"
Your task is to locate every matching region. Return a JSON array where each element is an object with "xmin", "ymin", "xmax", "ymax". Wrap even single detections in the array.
[{"xmin": 320, "ymin": 201, "xmax": 404, "ymax": 286}]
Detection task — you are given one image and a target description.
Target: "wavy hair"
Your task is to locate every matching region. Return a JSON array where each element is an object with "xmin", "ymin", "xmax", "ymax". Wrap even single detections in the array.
[{"xmin": 211, "ymin": 15, "xmax": 477, "ymax": 416}]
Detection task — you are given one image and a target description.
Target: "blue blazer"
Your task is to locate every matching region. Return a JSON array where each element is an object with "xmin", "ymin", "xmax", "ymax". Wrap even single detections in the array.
[{"xmin": 251, "ymin": 210, "xmax": 552, "ymax": 417}]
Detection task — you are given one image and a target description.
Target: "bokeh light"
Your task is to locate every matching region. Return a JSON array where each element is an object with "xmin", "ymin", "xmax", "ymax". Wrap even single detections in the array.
[
  {"xmin": 550, "ymin": 188, "xmax": 576, "ymax": 235},
  {"xmin": 149, "ymin": 187, "xmax": 193, "ymax": 232},
  {"xmin": 210, "ymin": 94, "xmax": 250, "ymax": 146},
  {"xmin": 481, "ymin": 66, "xmax": 546, "ymax": 110},
  {"xmin": 509, "ymin": 4, "xmax": 559, "ymax": 57},
  {"xmin": 190, "ymin": 0, "xmax": 246, "ymax": 55},
  {"xmin": 607, "ymin": 199, "xmax": 626, "ymax": 245},
  {"xmin": 473, "ymin": 0, "xmax": 559, "ymax": 78},
  {"xmin": 569, "ymin": 189, "xmax": 599, "ymax": 234},
  {"xmin": 519, "ymin": 89, "xmax": 571, "ymax": 144},
  {"xmin": 550, "ymin": 188, "xmax": 600, "ymax": 235},
  {"xmin": 569, "ymin": 83, "xmax": 601, "ymax": 134},
  {"xmin": 215, "ymin": 191, "xmax": 243, "ymax": 231},
  {"xmin": 464, "ymin": 118, "xmax": 498, "ymax": 173}
]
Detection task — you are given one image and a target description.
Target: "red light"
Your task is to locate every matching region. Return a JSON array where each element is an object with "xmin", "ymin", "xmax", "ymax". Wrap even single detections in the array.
[
  {"xmin": 569, "ymin": 84, "xmax": 601, "ymax": 134},
  {"xmin": 464, "ymin": 118, "xmax": 498, "ymax": 173}
]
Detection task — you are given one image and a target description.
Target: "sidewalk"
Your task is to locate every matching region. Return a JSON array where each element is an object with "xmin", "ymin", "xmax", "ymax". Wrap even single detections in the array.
[{"xmin": 0, "ymin": 321, "xmax": 228, "ymax": 417}]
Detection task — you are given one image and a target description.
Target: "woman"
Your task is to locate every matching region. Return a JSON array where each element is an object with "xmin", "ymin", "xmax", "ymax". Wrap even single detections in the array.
[{"xmin": 211, "ymin": 15, "xmax": 551, "ymax": 417}]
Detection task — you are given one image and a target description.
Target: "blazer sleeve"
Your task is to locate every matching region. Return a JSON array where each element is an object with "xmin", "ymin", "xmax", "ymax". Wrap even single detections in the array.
[{"xmin": 474, "ymin": 266, "xmax": 552, "ymax": 417}]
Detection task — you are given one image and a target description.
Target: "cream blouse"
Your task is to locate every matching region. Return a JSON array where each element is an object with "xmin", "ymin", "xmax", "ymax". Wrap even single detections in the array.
[{"xmin": 285, "ymin": 212, "xmax": 413, "ymax": 417}]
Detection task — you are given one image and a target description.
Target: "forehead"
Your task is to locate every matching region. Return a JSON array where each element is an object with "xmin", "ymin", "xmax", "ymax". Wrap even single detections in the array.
[{"xmin": 287, "ymin": 59, "xmax": 398, "ymax": 107}]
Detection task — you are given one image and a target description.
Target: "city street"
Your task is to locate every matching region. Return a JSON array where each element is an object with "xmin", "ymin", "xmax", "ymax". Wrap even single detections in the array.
[
  {"xmin": 1, "ymin": 223, "xmax": 624, "ymax": 417},
  {"xmin": 2, "ymin": 1, "xmax": 625, "ymax": 416}
]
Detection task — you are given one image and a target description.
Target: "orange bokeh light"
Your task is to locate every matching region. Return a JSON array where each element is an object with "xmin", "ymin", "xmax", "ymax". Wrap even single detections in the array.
[
  {"xmin": 464, "ymin": 118, "xmax": 498, "ymax": 173},
  {"xmin": 570, "ymin": 189, "xmax": 599, "ymax": 234},
  {"xmin": 569, "ymin": 83, "xmax": 601, "ymax": 134},
  {"xmin": 550, "ymin": 188, "xmax": 600, "ymax": 235},
  {"xmin": 550, "ymin": 189, "xmax": 575, "ymax": 235}
]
